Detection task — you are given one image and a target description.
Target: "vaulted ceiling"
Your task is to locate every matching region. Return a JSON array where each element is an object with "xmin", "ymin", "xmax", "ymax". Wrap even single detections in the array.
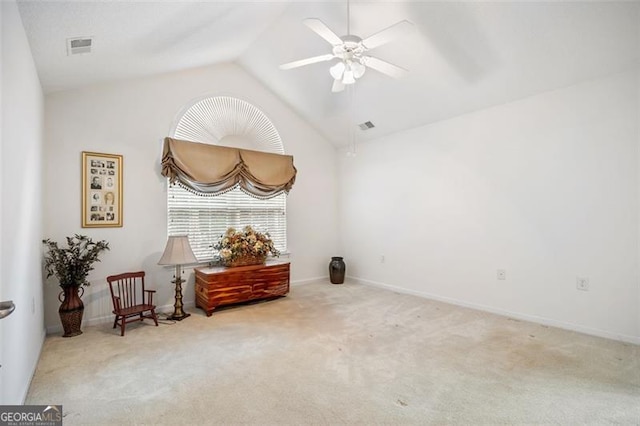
[{"xmin": 16, "ymin": 1, "xmax": 640, "ymax": 146}]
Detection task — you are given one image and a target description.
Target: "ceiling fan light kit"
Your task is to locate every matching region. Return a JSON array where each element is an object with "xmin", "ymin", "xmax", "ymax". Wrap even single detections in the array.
[
  {"xmin": 331, "ymin": 60, "xmax": 365, "ymax": 84},
  {"xmin": 279, "ymin": 6, "xmax": 413, "ymax": 93},
  {"xmin": 329, "ymin": 62, "xmax": 345, "ymax": 79}
]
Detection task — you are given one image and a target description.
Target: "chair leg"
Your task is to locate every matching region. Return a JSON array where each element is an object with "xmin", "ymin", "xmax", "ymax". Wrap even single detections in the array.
[
  {"xmin": 113, "ymin": 316, "xmax": 118, "ymax": 329},
  {"xmin": 151, "ymin": 309, "xmax": 159, "ymax": 326},
  {"xmin": 120, "ymin": 316, "xmax": 126, "ymax": 336}
]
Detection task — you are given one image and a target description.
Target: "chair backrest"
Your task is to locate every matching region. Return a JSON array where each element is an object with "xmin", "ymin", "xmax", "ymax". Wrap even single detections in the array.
[{"xmin": 107, "ymin": 271, "xmax": 146, "ymax": 310}]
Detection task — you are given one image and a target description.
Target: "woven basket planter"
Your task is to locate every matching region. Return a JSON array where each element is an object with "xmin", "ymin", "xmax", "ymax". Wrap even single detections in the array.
[
  {"xmin": 59, "ymin": 308, "xmax": 84, "ymax": 337},
  {"xmin": 58, "ymin": 286, "xmax": 85, "ymax": 337},
  {"xmin": 225, "ymin": 254, "xmax": 266, "ymax": 268}
]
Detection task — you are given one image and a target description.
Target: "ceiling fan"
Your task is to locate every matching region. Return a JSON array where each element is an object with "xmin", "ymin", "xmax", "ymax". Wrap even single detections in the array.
[{"xmin": 279, "ymin": 3, "xmax": 413, "ymax": 93}]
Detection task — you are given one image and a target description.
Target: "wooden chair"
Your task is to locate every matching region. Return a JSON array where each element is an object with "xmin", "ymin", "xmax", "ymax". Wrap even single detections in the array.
[{"xmin": 107, "ymin": 271, "xmax": 158, "ymax": 336}]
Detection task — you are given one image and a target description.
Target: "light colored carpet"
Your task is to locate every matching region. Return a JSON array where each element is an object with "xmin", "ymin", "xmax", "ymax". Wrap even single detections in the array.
[{"xmin": 27, "ymin": 281, "xmax": 639, "ymax": 425}]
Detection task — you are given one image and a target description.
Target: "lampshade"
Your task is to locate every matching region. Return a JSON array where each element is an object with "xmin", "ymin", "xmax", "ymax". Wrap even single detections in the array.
[
  {"xmin": 158, "ymin": 235, "xmax": 197, "ymax": 265},
  {"xmin": 352, "ymin": 61, "xmax": 366, "ymax": 79},
  {"xmin": 330, "ymin": 61, "xmax": 345, "ymax": 80},
  {"xmin": 342, "ymin": 69, "xmax": 356, "ymax": 85}
]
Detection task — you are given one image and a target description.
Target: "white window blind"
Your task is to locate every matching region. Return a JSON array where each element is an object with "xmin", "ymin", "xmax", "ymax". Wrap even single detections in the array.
[
  {"xmin": 167, "ymin": 186, "xmax": 286, "ymax": 261},
  {"xmin": 168, "ymin": 96, "xmax": 287, "ymax": 261}
]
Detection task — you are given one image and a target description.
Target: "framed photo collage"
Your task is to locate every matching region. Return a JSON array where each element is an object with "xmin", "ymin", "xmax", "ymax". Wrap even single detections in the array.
[{"xmin": 81, "ymin": 151, "xmax": 123, "ymax": 228}]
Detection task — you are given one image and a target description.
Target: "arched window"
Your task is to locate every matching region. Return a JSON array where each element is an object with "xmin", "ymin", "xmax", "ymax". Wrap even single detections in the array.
[{"xmin": 167, "ymin": 96, "xmax": 286, "ymax": 261}]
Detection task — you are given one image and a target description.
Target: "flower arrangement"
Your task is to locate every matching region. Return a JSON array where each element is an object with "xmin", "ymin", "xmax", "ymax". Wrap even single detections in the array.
[
  {"xmin": 42, "ymin": 235, "xmax": 110, "ymax": 288},
  {"xmin": 214, "ymin": 226, "xmax": 280, "ymax": 267}
]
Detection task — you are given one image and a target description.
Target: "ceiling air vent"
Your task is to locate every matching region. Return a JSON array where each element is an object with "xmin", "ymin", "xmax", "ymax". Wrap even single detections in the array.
[
  {"xmin": 358, "ymin": 121, "xmax": 375, "ymax": 131},
  {"xmin": 67, "ymin": 37, "xmax": 93, "ymax": 56}
]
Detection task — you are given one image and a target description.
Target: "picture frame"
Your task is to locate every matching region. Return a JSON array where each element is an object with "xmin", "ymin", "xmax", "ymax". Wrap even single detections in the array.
[{"xmin": 82, "ymin": 151, "xmax": 123, "ymax": 228}]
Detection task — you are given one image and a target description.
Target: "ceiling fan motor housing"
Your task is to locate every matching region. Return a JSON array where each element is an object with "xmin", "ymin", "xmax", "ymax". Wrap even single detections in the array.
[{"xmin": 333, "ymin": 35, "xmax": 365, "ymax": 59}]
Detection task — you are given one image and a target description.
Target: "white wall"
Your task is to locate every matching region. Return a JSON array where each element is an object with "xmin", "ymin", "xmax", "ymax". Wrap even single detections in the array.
[
  {"xmin": 339, "ymin": 69, "xmax": 640, "ymax": 343},
  {"xmin": 637, "ymin": 67, "xmax": 640, "ymax": 344},
  {"xmin": 1, "ymin": 0, "xmax": 45, "ymax": 404},
  {"xmin": 44, "ymin": 63, "xmax": 339, "ymax": 332}
]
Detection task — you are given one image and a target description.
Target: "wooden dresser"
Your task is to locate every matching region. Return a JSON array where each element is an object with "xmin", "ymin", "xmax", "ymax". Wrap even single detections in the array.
[{"xmin": 194, "ymin": 261, "xmax": 290, "ymax": 316}]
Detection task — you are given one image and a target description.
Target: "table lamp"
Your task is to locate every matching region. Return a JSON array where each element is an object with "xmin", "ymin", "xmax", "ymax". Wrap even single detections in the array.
[{"xmin": 158, "ymin": 235, "xmax": 197, "ymax": 321}]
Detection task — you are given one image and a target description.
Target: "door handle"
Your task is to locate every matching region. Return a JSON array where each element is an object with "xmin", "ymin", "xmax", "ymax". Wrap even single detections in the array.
[{"xmin": 0, "ymin": 300, "xmax": 15, "ymax": 319}]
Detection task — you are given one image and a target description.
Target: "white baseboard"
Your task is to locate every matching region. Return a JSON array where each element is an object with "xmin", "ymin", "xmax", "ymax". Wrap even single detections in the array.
[
  {"xmin": 45, "ymin": 301, "xmax": 197, "ymax": 335},
  {"xmin": 291, "ymin": 276, "xmax": 327, "ymax": 286},
  {"xmin": 349, "ymin": 276, "xmax": 640, "ymax": 345}
]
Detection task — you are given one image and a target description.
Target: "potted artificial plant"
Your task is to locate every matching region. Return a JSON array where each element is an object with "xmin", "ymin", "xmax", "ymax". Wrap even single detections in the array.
[{"xmin": 42, "ymin": 235, "xmax": 109, "ymax": 337}]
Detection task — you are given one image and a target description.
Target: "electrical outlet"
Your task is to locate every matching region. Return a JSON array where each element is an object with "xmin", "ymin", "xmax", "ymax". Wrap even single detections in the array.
[
  {"xmin": 576, "ymin": 277, "xmax": 589, "ymax": 291},
  {"xmin": 497, "ymin": 269, "xmax": 506, "ymax": 280},
  {"xmin": 380, "ymin": 255, "xmax": 385, "ymax": 263}
]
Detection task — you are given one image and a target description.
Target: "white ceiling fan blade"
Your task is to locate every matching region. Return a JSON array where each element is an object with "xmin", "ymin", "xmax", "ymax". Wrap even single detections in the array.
[
  {"xmin": 332, "ymin": 79, "xmax": 345, "ymax": 93},
  {"xmin": 361, "ymin": 20, "xmax": 414, "ymax": 50},
  {"xmin": 279, "ymin": 54, "xmax": 335, "ymax": 70},
  {"xmin": 304, "ymin": 18, "xmax": 343, "ymax": 46},
  {"xmin": 363, "ymin": 56, "xmax": 408, "ymax": 78}
]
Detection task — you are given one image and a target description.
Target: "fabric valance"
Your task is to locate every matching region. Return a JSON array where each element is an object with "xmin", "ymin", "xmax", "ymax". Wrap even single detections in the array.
[{"xmin": 161, "ymin": 137, "xmax": 297, "ymax": 198}]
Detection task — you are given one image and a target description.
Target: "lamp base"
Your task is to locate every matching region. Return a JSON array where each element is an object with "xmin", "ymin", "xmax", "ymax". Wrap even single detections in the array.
[{"xmin": 167, "ymin": 312, "xmax": 191, "ymax": 321}]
